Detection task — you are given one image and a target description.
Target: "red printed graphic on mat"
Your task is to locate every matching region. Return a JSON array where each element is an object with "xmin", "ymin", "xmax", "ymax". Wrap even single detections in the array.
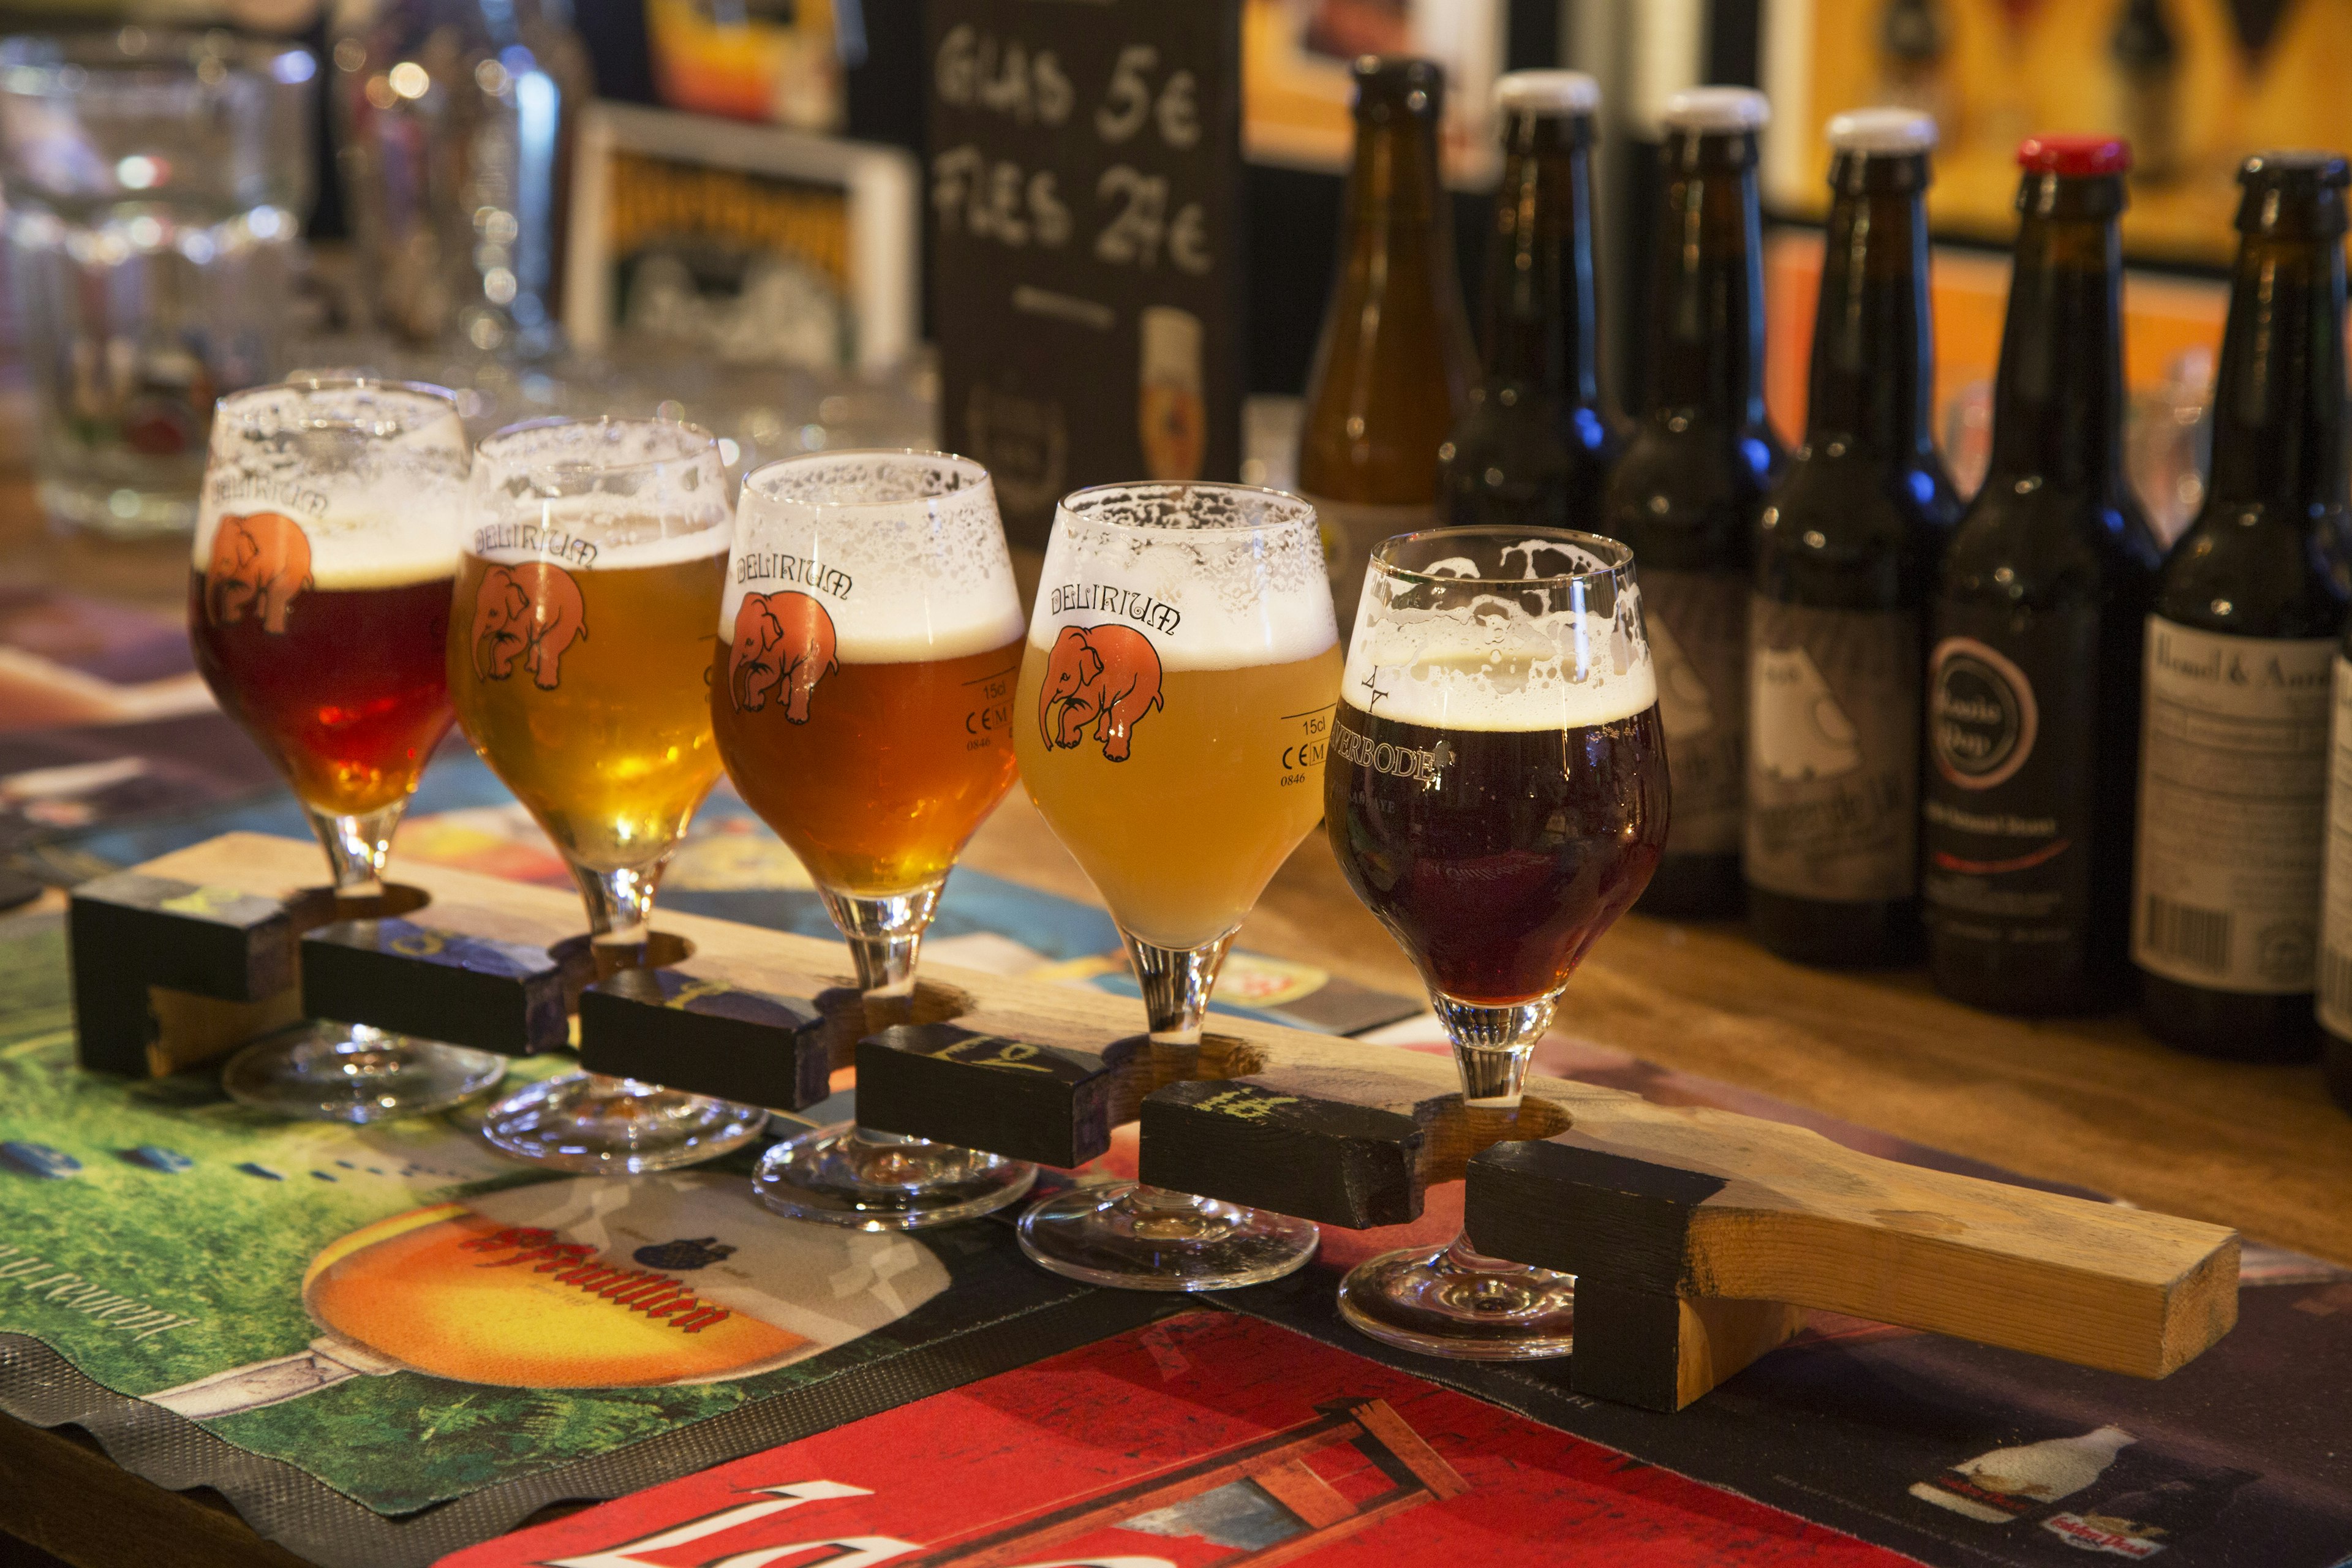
[
  {"xmin": 1037, "ymin": 624, "xmax": 1163, "ymax": 761},
  {"xmin": 731, "ymin": 590, "xmax": 839, "ymax": 722},
  {"xmin": 436, "ymin": 1311, "xmax": 1914, "ymax": 1568}
]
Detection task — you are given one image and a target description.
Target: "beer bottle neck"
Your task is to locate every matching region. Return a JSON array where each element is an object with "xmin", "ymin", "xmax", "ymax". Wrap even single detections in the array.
[
  {"xmin": 1985, "ymin": 190, "xmax": 2127, "ymax": 491},
  {"xmin": 1343, "ymin": 110, "xmax": 1449, "ymax": 233},
  {"xmin": 1477, "ymin": 113, "xmax": 1602, "ymax": 407},
  {"xmin": 1803, "ymin": 176, "xmax": 1937, "ymax": 460},
  {"xmin": 2206, "ymin": 231, "xmax": 2349, "ymax": 511},
  {"xmin": 1645, "ymin": 133, "xmax": 1771, "ymax": 428}
]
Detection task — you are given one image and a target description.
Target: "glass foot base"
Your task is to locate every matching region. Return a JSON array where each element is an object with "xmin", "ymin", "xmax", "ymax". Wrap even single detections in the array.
[
  {"xmin": 221, "ymin": 1023, "xmax": 506, "ymax": 1123},
  {"xmin": 1017, "ymin": 1180, "xmax": 1319, "ymax": 1292},
  {"xmin": 753, "ymin": 1123, "xmax": 1036, "ymax": 1231},
  {"xmin": 1336, "ymin": 1238, "xmax": 1575, "ymax": 1360},
  {"xmin": 480, "ymin": 1071, "xmax": 766, "ymax": 1174}
]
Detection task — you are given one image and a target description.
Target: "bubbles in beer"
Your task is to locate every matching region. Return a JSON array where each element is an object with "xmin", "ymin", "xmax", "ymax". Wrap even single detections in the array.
[
  {"xmin": 726, "ymin": 452, "xmax": 1022, "ymax": 663},
  {"xmin": 1030, "ymin": 483, "xmax": 1338, "ymax": 671}
]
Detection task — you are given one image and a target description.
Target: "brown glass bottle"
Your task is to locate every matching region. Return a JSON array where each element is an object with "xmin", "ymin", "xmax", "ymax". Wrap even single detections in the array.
[
  {"xmin": 1926, "ymin": 137, "xmax": 2159, "ymax": 1014},
  {"xmin": 1436, "ymin": 70, "xmax": 1623, "ymax": 532},
  {"xmin": 1608, "ymin": 87, "xmax": 1786, "ymax": 919},
  {"xmin": 1299, "ymin": 55, "xmax": 1476, "ymax": 628},
  {"xmin": 1746, "ymin": 110, "xmax": 1961, "ymax": 967},
  {"xmin": 2142, "ymin": 153, "xmax": 2350, "ymax": 1061}
]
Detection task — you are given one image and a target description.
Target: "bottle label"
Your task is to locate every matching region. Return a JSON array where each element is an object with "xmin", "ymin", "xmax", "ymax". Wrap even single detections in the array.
[
  {"xmin": 1744, "ymin": 598, "xmax": 1920, "ymax": 901},
  {"xmin": 1300, "ymin": 494, "xmax": 1435, "ymax": 633},
  {"xmin": 1921, "ymin": 614, "xmax": 2101, "ymax": 951},
  {"xmin": 2132, "ymin": 619, "xmax": 2332, "ymax": 994},
  {"xmin": 2041, "ymin": 1512, "xmax": 2169, "ymax": 1558},
  {"xmin": 2321, "ymin": 657, "xmax": 2352, "ymax": 1036},
  {"xmin": 1643, "ymin": 568, "xmax": 1747, "ymax": 855}
]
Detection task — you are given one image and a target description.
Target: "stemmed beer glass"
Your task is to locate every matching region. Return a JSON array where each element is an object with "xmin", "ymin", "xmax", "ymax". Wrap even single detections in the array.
[
  {"xmin": 449, "ymin": 417, "xmax": 766, "ymax": 1172},
  {"xmin": 1013, "ymin": 483, "xmax": 1340, "ymax": 1289},
  {"xmin": 192, "ymin": 378, "xmax": 506, "ymax": 1121},
  {"xmin": 711, "ymin": 451, "xmax": 1038, "ymax": 1228},
  {"xmin": 1324, "ymin": 528, "xmax": 1666, "ymax": 1357}
]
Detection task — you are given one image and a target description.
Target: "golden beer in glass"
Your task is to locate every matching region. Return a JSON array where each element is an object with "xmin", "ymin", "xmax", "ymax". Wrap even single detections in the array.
[
  {"xmin": 1012, "ymin": 481, "xmax": 1338, "ymax": 1291},
  {"xmin": 450, "ymin": 417, "xmax": 763, "ymax": 1174}
]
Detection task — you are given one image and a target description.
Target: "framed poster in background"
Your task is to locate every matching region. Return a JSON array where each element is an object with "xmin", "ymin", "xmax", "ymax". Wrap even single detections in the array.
[
  {"xmin": 562, "ymin": 101, "xmax": 918, "ymax": 374},
  {"xmin": 1243, "ymin": 0, "xmax": 1506, "ymax": 186}
]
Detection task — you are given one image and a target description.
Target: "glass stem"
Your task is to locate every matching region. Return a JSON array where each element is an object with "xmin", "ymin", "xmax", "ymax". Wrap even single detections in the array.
[
  {"xmin": 1431, "ymin": 992, "xmax": 1558, "ymax": 1109},
  {"xmin": 1124, "ymin": 928, "xmax": 1237, "ymax": 1046},
  {"xmin": 573, "ymin": 860, "xmax": 666, "ymax": 1093},
  {"xmin": 306, "ymin": 802, "xmax": 405, "ymax": 903},
  {"xmin": 818, "ymin": 881, "xmax": 944, "ymax": 998}
]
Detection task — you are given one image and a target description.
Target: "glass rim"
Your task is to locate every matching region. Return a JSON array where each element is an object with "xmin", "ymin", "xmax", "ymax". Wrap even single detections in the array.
[
  {"xmin": 1057, "ymin": 480, "xmax": 1319, "ymax": 535},
  {"xmin": 1370, "ymin": 526, "xmax": 1634, "ymax": 588},
  {"xmin": 214, "ymin": 375, "xmax": 461, "ymax": 433},
  {"xmin": 0, "ymin": 29, "xmax": 311, "ymax": 77},
  {"xmin": 742, "ymin": 448, "xmax": 989, "ymax": 509},
  {"xmin": 478, "ymin": 415, "xmax": 719, "ymax": 477}
]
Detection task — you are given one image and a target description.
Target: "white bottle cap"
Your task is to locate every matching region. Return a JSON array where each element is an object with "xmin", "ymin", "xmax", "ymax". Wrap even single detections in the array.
[
  {"xmin": 1660, "ymin": 86, "xmax": 1770, "ymax": 133},
  {"xmin": 1495, "ymin": 70, "xmax": 1600, "ymax": 116},
  {"xmin": 1826, "ymin": 107, "xmax": 1938, "ymax": 154}
]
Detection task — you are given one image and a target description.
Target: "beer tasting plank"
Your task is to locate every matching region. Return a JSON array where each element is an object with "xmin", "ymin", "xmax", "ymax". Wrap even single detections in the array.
[{"xmin": 64, "ymin": 832, "xmax": 2241, "ymax": 1412}]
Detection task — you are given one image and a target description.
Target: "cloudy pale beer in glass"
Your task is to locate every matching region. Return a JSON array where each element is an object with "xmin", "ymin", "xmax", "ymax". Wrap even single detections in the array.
[
  {"xmin": 1324, "ymin": 527, "xmax": 1665, "ymax": 1359},
  {"xmin": 711, "ymin": 450, "xmax": 1037, "ymax": 1229},
  {"xmin": 190, "ymin": 378, "xmax": 504, "ymax": 1122},
  {"xmin": 1013, "ymin": 482, "xmax": 1338, "ymax": 1292},
  {"xmin": 450, "ymin": 417, "xmax": 763, "ymax": 1174}
]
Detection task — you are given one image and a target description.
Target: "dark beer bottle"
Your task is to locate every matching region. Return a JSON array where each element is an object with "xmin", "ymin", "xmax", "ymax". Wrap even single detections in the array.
[
  {"xmin": 1924, "ymin": 137, "xmax": 2159, "ymax": 1014},
  {"xmin": 1608, "ymin": 86, "xmax": 1785, "ymax": 919},
  {"xmin": 1299, "ymin": 55, "xmax": 1476, "ymax": 627},
  {"xmin": 2155, "ymin": 154, "xmax": 2352, "ymax": 1060},
  {"xmin": 1746, "ymin": 109, "xmax": 1961, "ymax": 966},
  {"xmin": 1436, "ymin": 70, "xmax": 1623, "ymax": 530}
]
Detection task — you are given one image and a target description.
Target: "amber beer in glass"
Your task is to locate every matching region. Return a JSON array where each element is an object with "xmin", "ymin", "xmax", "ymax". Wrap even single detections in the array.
[
  {"xmin": 1014, "ymin": 483, "xmax": 1340, "ymax": 1291},
  {"xmin": 192, "ymin": 378, "xmax": 504, "ymax": 1121},
  {"xmin": 710, "ymin": 450, "xmax": 1037, "ymax": 1228},
  {"xmin": 450, "ymin": 417, "xmax": 764, "ymax": 1172},
  {"xmin": 1325, "ymin": 527, "xmax": 1665, "ymax": 1359}
]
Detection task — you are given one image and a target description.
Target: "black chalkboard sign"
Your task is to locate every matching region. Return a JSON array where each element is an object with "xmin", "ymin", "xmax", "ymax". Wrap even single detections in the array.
[{"xmin": 929, "ymin": 0, "xmax": 1246, "ymax": 545}]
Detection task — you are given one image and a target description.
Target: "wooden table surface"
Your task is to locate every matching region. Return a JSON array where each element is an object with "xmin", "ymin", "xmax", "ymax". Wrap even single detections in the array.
[{"xmin": 5, "ymin": 476, "xmax": 2350, "ymax": 1567}]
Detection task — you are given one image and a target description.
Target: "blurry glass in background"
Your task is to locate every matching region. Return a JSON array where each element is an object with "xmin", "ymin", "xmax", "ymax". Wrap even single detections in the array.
[
  {"xmin": 0, "ymin": 28, "xmax": 315, "ymax": 538},
  {"xmin": 326, "ymin": 0, "xmax": 592, "ymax": 358}
]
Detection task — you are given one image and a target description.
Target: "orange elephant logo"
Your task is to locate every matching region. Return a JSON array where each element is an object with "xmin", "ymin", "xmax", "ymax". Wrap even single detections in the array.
[
  {"xmin": 1036, "ymin": 624, "xmax": 1164, "ymax": 763},
  {"xmin": 470, "ymin": 562, "xmax": 590, "ymax": 690},
  {"xmin": 730, "ymin": 591, "xmax": 838, "ymax": 723},
  {"xmin": 205, "ymin": 511, "xmax": 314, "ymax": 633}
]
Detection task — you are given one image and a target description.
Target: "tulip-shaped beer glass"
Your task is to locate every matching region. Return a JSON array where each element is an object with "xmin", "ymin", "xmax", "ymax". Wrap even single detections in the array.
[
  {"xmin": 193, "ymin": 378, "xmax": 506, "ymax": 1121},
  {"xmin": 450, "ymin": 417, "xmax": 766, "ymax": 1172},
  {"xmin": 712, "ymin": 451, "xmax": 1038, "ymax": 1227},
  {"xmin": 1325, "ymin": 528, "xmax": 1666, "ymax": 1357},
  {"xmin": 1014, "ymin": 483, "xmax": 1340, "ymax": 1289}
]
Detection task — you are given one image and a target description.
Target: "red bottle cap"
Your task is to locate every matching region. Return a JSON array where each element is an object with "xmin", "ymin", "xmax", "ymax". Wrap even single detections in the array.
[{"xmin": 2017, "ymin": 135, "xmax": 2132, "ymax": 176}]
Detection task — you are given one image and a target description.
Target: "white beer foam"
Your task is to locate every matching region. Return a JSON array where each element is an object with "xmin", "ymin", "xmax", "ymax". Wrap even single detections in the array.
[
  {"xmin": 1341, "ymin": 603, "xmax": 1658, "ymax": 732},
  {"xmin": 194, "ymin": 382, "xmax": 469, "ymax": 590},
  {"xmin": 721, "ymin": 452, "xmax": 1025, "ymax": 664},
  {"xmin": 1027, "ymin": 484, "xmax": 1338, "ymax": 672},
  {"xmin": 469, "ymin": 494, "xmax": 731, "ymax": 572}
]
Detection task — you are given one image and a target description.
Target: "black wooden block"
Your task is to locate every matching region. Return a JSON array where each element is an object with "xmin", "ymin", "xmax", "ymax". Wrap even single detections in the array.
[
  {"xmin": 1464, "ymin": 1136, "xmax": 1729, "ymax": 1290},
  {"xmin": 1139, "ymin": 1079, "xmax": 1423, "ymax": 1229},
  {"xmin": 1562, "ymin": 1281, "xmax": 1691, "ymax": 1412},
  {"xmin": 855, "ymin": 1022, "xmax": 1133, "ymax": 1169},
  {"xmin": 68, "ymin": 872, "xmax": 301, "ymax": 1072},
  {"xmin": 301, "ymin": 918, "xmax": 569, "ymax": 1055},
  {"xmin": 580, "ymin": 969, "xmax": 826, "ymax": 1110}
]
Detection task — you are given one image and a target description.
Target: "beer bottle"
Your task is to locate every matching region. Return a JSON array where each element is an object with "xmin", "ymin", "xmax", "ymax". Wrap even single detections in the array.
[
  {"xmin": 1746, "ymin": 109, "xmax": 1960, "ymax": 965},
  {"xmin": 1910, "ymin": 1425, "xmax": 2137, "ymax": 1524},
  {"xmin": 2142, "ymin": 153, "xmax": 2350, "ymax": 1061},
  {"xmin": 1436, "ymin": 70, "xmax": 1623, "ymax": 530},
  {"xmin": 1608, "ymin": 86, "xmax": 1785, "ymax": 919},
  {"xmin": 1924, "ymin": 137, "xmax": 2159, "ymax": 1014},
  {"xmin": 1299, "ymin": 55, "xmax": 1476, "ymax": 628}
]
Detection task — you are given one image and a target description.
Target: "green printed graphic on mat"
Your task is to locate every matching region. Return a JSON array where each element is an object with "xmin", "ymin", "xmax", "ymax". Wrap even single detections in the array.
[{"xmin": 0, "ymin": 915, "xmax": 1069, "ymax": 1515}]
